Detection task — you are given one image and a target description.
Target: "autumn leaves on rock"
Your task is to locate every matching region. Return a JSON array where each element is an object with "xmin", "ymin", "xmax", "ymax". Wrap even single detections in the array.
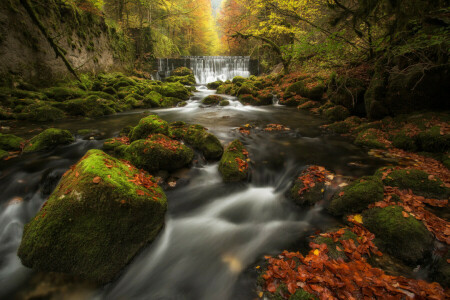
[{"xmin": 219, "ymin": 139, "xmax": 250, "ymax": 182}]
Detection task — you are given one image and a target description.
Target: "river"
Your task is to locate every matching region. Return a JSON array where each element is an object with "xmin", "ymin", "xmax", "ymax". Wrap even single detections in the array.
[{"xmin": 0, "ymin": 86, "xmax": 385, "ymax": 299}]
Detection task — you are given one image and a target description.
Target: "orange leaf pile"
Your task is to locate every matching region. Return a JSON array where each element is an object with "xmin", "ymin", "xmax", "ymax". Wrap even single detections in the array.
[
  {"xmin": 297, "ymin": 166, "xmax": 332, "ymax": 195},
  {"xmin": 146, "ymin": 135, "xmax": 183, "ymax": 152},
  {"xmin": 265, "ymin": 124, "xmax": 290, "ymax": 132},
  {"xmin": 235, "ymin": 157, "xmax": 248, "ymax": 173}
]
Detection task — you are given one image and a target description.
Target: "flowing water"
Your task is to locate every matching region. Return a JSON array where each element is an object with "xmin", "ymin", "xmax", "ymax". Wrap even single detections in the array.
[
  {"xmin": 154, "ymin": 57, "xmax": 256, "ymax": 84},
  {"xmin": 0, "ymin": 86, "xmax": 386, "ymax": 300}
]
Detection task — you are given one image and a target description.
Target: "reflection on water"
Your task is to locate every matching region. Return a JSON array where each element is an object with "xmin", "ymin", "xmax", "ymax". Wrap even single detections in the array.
[{"xmin": 0, "ymin": 88, "xmax": 385, "ymax": 299}]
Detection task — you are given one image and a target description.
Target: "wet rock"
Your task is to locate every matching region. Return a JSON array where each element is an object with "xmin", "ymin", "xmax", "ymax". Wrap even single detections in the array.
[
  {"xmin": 201, "ymin": 95, "xmax": 225, "ymax": 105},
  {"xmin": 23, "ymin": 129, "xmax": 74, "ymax": 153},
  {"xmin": 166, "ymin": 75, "xmax": 196, "ymax": 85},
  {"xmin": 313, "ymin": 229, "xmax": 359, "ymax": 261},
  {"xmin": 18, "ymin": 150, "xmax": 167, "ymax": 283},
  {"xmin": 0, "ymin": 133, "xmax": 24, "ymax": 151},
  {"xmin": 354, "ymin": 128, "xmax": 386, "ymax": 149},
  {"xmin": 129, "ymin": 115, "xmax": 169, "ymax": 141},
  {"xmin": 219, "ymin": 100, "xmax": 230, "ymax": 106},
  {"xmin": 323, "ymin": 105, "xmax": 350, "ymax": 122},
  {"xmin": 363, "ymin": 206, "xmax": 433, "ymax": 265},
  {"xmin": 328, "ymin": 176, "xmax": 384, "ymax": 216},
  {"xmin": 159, "ymin": 82, "xmax": 191, "ymax": 100},
  {"xmin": 18, "ymin": 103, "xmax": 65, "ymax": 122},
  {"xmin": 207, "ymin": 80, "xmax": 223, "ymax": 90},
  {"xmin": 171, "ymin": 67, "xmax": 193, "ymax": 77},
  {"xmin": 219, "ymin": 140, "xmax": 249, "ymax": 182},
  {"xmin": 143, "ymin": 91, "xmax": 163, "ymax": 108},
  {"xmin": 289, "ymin": 166, "xmax": 333, "ymax": 206},
  {"xmin": 44, "ymin": 87, "xmax": 86, "ymax": 102}
]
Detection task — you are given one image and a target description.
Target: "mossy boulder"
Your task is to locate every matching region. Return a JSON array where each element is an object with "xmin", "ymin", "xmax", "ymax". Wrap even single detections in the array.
[
  {"xmin": 171, "ymin": 67, "xmax": 193, "ymax": 77},
  {"xmin": 0, "ymin": 133, "xmax": 24, "ymax": 151},
  {"xmin": 0, "ymin": 149, "xmax": 8, "ymax": 159},
  {"xmin": 217, "ymin": 84, "xmax": 233, "ymax": 94},
  {"xmin": 239, "ymin": 94, "xmax": 259, "ymax": 106},
  {"xmin": 328, "ymin": 177, "xmax": 384, "ymax": 216},
  {"xmin": 364, "ymin": 70, "xmax": 388, "ymax": 120},
  {"xmin": 377, "ymin": 168, "xmax": 450, "ymax": 199},
  {"xmin": 170, "ymin": 123, "xmax": 223, "ymax": 160},
  {"xmin": 23, "ymin": 129, "xmax": 74, "ymax": 153},
  {"xmin": 19, "ymin": 104, "xmax": 65, "ymax": 122},
  {"xmin": 285, "ymin": 81, "xmax": 308, "ymax": 98},
  {"xmin": 236, "ymin": 83, "xmax": 256, "ymax": 96},
  {"xmin": 313, "ymin": 229, "xmax": 359, "ymax": 260},
  {"xmin": 297, "ymin": 101, "xmax": 320, "ymax": 111},
  {"xmin": 416, "ymin": 126, "xmax": 450, "ymax": 153},
  {"xmin": 17, "ymin": 150, "xmax": 167, "ymax": 283},
  {"xmin": 363, "ymin": 206, "xmax": 433, "ymax": 264},
  {"xmin": 102, "ymin": 86, "xmax": 118, "ymax": 95},
  {"xmin": 289, "ymin": 167, "xmax": 330, "ymax": 206},
  {"xmin": 201, "ymin": 95, "xmax": 225, "ymax": 105},
  {"xmin": 44, "ymin": 87, "xmax": 86, "ymax": 102},
  {"xmin": 207, "ymin": 81, "xmax": 223, "ymax": 90},
  {"xmin": 160, "ymin": 97, "xmax": 183, "ymax": 108},
  {"xmin": 354, "ymin": 128, "xmax": 386, "ymax": 149},
  {"xmin": 143, "ymin": 91, "xmax": 163, "ymax": 108},
  {"xmin": 232, "ymin": 76, "xmax": 246, "ymax": 85},
  {"xmin": 160, "ymin": 82, "xmax": 191, "ymax": 100},
  {"xmin": 219, "ymin": 100, "xmax": 230, "ymax": 106},
  {"xmin": 129, "ymin": 115, "xmax": 169, "ymax": 142},
  {"xmin": 219, "ymin": 140, "xmax": 249, "ymax": 182},
  {"xmin": 125, "ymin": 134, "xmax": 194, "ymax": 172},
  {"xmin": 166, "ymin": 75, "xmax": 196, "ymax": 86},
  {"xmin": 62, "ymin": 96, "xmax": 117, "ymax": 117},
  {"xmin": 392, "ymin": 131, "xmax": 417, "ymax": 151},
  {"xmin": 323, "ymin": 105, "xmax": 350, "ymax": 122}
]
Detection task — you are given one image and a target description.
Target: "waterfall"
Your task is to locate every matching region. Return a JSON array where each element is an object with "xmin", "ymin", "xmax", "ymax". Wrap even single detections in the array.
[{"xmin": 154, "ymin": 56, "xmax": 256, "ymax": 84}]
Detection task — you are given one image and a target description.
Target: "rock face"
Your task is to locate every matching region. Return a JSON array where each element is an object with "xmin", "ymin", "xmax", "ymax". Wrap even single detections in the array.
[
  {"xmin": 23, "ymin": 128, "xmax": 74, "ymax": 152},
  {"xmin": 18, "ymin": 150, "xmax": 167, "ymax": 283},
  {"xmin": 219, "ymin": 140, "xmax": 249, "ymax": 182},
  {"xmin": 363, "ymin": 206, "xmax": 433, "ymax": 264}
]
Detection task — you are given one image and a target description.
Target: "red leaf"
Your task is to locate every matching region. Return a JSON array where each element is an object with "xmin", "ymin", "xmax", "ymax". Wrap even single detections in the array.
[{"xmin": 92, "ymin": 176, "xmax": 102, "ymax": 184}]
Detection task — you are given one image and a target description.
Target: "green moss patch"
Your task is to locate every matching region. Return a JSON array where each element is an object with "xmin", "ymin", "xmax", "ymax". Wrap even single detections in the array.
[
  {"xmin": 219, "ymin": 140, "xmax": 249, "ymax": 182},
  {"xmin": 129, "ymin": 115, "xmax": 169, "ymax": 142},
  {"xmin": 313, "ymin": 229, "xmax": 358, "ymax": 260},
  {"xmin": 202, "ymin": 95, "xmax": 225, "ymax": 105},
  {"xmin": 354, "ymin": 128, "xmax": 387, "ymax": 149},
  {"xmin": 23, "ymin": 129, "xmax": 74, "ymax": 153},
  {"xmin": 328, "ymin": 177, "xmax": 384, "ymax": 216},
  {"xmin": 17, "ymin": 149, "xmax": 167, "ymax": 283},
  {"xmin": 363, "ymin": 206, "xmax": 433, "ymax": 264},
  {"xmin": 0, "ymin": 133, "xmax": 24, "ymax": 151},
  {"xmin": 324, "ymin": 105, "xmax": 350, "ymax": 122}
]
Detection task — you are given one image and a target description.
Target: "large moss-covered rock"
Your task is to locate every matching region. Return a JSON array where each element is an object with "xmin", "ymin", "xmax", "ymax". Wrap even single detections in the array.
[
  {"xmin": 328, "ymin": 177, "xmax": 384, "ymax": 216},
  {"xmin": 171, "ymin": 67, "xmax": 193, "ymax": 77},
  {"xmin": 354, "ymin": 128, "xmax": 386, "ymax": 149},
  {"xmin": 161, "ymin": 97, "xmax": 183, "ymax": 108},
  {"xmin": 289, "ymin": 166, "xmax": 331, "ymax": 206},
  {"xmin": 363, "ymin": 206, "xmax": 433, "ymax": 264},
  {"xmin": 159, "ymin": 82, "xmax": 191, "ymax": 100},
  {"xmin": 23, "ymin": 129, "xmax": 74, "ymax": 153},
  {"xmin": 323, "ymin": 105, "xmax": 350, "ymax": 122},
  {"xmin": 129, "ymin": 115, "xmax": 169, "ymax": 141},
  {"xmin": 44, "ymin": 87, "xmax": 86, "ymax": 102},
  {"xmin": 17, "ymin": 150, "xmax": 167, "ymax": 283},
  {"xmin": 219, "ymin": 140, "xmax": 249, "ymax": 182},
  {"xmin": 377, "ymin": 167, "xmax": 450, "ymax": 199},
  {"xmin": 166, "ymin": 75, "xmax": 196, "ymax": 86},
  {"xmin": 207, "ymin": 81, "xmax": 223, "ymax": 90},
  {"xmin": 201, "ymin": 95, "xmax": 225, "ymax": 105},
  {"xmin": 19, "ymin": 104, "xmax": 65, "ymax": 122},
  {"xmin": 415, "ymin": 126, "xmax": 450, "ymax": 153},
  {"xmin": 143, "ymin": 91, "xmax": 163, "ymax": 108},
  {"xmin": 0, "ymin": 133, "xmax": 24, "ymax": 151},
  {"xmin": 62, "ymin": 96, "xmax": 117, "ymax": 117},
  {"xmin": 170, "ymin": 122, "xmax": 223, "ymax": 160},
  {"xmin": 124, "ymin": 134, "xmax": 194, "ymax": 172},
  {"xmin": 0, "ymin": 149, "xmax": 8, "ymax": 159},
  {"xmin": 232, "ymin": 76, "xmax": 246, "ymax": 85},
  {"xmin": 365, "ymin": 70, "xmax": 389, "ymax": 120},
  {"xmin": 313, "ymin": 229, "xmax": 359, "ymax": 260}
]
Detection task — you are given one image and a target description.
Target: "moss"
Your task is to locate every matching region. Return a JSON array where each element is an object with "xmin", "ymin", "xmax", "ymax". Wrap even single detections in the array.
[
  {"xmin": 20, "ymin": 104, "xmax": 65, "ymax": 122},
  {"xmin": 87, "ymin": 91, "xmax": 116, "ymax": 101},
  {"xmin": 363, "ymin": 206, "xmax": 433, "ymax": 264},
  {"xmin": 202, "ymin": 95, "xmax": 225, "ymax": 105},
  {"xmin": 62, "ymin": 96, "xmax": 117, "ymax": 117},
  {"xmin": 219, "ymin": 100, "xmax": 230, "ymax": 106},
  {"xmin": 297, "ymin": 101, "xmax": 320, "ymax": 111},
  {"xmin": 207, "ymin": 81, "xmax": 223, "ymax": 90},
  {"xmin": 237, "ymin": 82, "xmax": 256, "ymax": 96},
  {"xmin": 392, "ymin": 131, "xmax": 417, "ymax": 151},
  {"xmin": 112, "ymin": 78, "xmax": 136, "ymax": 90},
  {"xmin": 232, "ymin": 76, "xmax": 246, "ymax": 85},
  {"xmin": 379, "ymin": 168, "xmax": 449, "ymax": 199},
  {"xmin": 239, "ymin": 94, "xmax": 259, "ymax": 106},
  {"xmin": 219, "ymin": 140, "xmax": 249, "ymax": 182},
  {"xmin": 324, "ymin": 105, "xmax": 350, "ymax": 122},
  {"xmin": 217, "ymin": 84, "xmax": 233, "ymax": 94},
  {"xmin": 0, "ymin": 133, "xmax": 24, "ymax": 151},
  {"xmin": 166, "ymin": 75, "xmax": 196, "ymax": 86},
  {"xmin": 159, "ymin": 82, "xmax": 191, "ymax": 100},
  {"xmin": 102, "ymin": 86, "xmax": 117, "ymax": 95},
  {"xmin": 170, "ymin": 123, "xmax": 223, "ymax": 160},
  {"xmin": 307, "ymin": 85, "xmax": 325, "ymax": 101},
  {"xmin": 17, "ymin": 150, "xmax": 167, "ymax": 284},
  {"xmin": 129, "ymin": 115, "xmax": 169, "ymax": 142},
  {"xmin": 285, "ymin": 81, "xmax": 308, "ymax": 98},
  {"xmin": 124, "ymin": 134, "xmax": 194, "ymax": 172},
  {"xmin": 23, "ymin": 128, "xmax": 74, "ymax": 153},
  {"xmin": 143, "ymin": 91, "xmax": 163, "ymax": 108},
  {"xmin": 44, "ymin": 87, "xmax": 86, "ymax": 102},
  {"xmin": 171, "ymin": 67, "xmax": 193, "ymax": 77},
  {"xmin": 0, "ymin": 149, "xmax": 8, "ymax": 159},
  {"xmin": 328, "ymin": 177, "xmax": 384, "ymax": 216},
  {"xmin": 354, "ymin": 128, "xmax": 386, "ymax": 149},
  {"xmin": 415, "ymin": 126, "xmax": 450, "ymax": 153},
  {"xmin": 313, "ymin": 229, "xmax": 358, "ymax": 260},
  {"xmin": 161, "ymin": 97, "xmax": 183, "ymax": 108}
]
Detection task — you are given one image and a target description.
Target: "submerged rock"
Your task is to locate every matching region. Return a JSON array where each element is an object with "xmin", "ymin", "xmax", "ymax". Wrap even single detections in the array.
[
  {"xmin": 219, "ymin": 140, "xmax": 249, "ymax": 182},
  {"xmin": 328, "ymin": 177, "xmax": 384, "ymax": 216},
  {"xmin": 363, "ymin": 206, "xmax": 433, "ymax": 264},
  {"xmin": 18, "ymin": 150, "xmax": 167, "ymax": 283},
  {"xmin": 23, "ymin": 129, "xmax": 74, "ymax": 153}
]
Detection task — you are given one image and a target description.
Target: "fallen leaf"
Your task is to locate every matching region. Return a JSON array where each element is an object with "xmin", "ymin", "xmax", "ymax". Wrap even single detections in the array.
[{"xmin": 92, "ymin": 176, "xmax": 101, "ymax": 184}]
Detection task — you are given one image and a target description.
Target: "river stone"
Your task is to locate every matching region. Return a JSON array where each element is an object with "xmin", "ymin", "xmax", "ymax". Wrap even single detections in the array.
[
  {"xmin": 0, "ymin": 133, "xmax": 24, "ymax": 151},
  {"xmin": 129, "ymin": 115, "xmax": 169, "ymax": 141},
  {"xmin": 170, "ymin": 122, "xmax": 223, "ymax": 160},
  {"xmin": 23, "ymin": 128, "xmax": 74, "ymax": 153},
  {"xmin": 219, "ymin": 139, "xmax": 249, "ymax": 182},
  {"xmin": 17, "ymin": 149, "xmax": 167, "ymax": 283}
]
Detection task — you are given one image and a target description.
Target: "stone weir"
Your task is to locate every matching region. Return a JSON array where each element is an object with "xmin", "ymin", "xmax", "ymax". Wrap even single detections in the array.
[{"xmin": 153, "ymin": 56, "xmax": 260, "ymax": 84}]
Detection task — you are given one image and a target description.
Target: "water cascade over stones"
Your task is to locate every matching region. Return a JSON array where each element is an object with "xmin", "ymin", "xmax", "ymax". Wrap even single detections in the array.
[{"xmin": 154, "ymin": 56, "xmax": 259, "ymax": 84}]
